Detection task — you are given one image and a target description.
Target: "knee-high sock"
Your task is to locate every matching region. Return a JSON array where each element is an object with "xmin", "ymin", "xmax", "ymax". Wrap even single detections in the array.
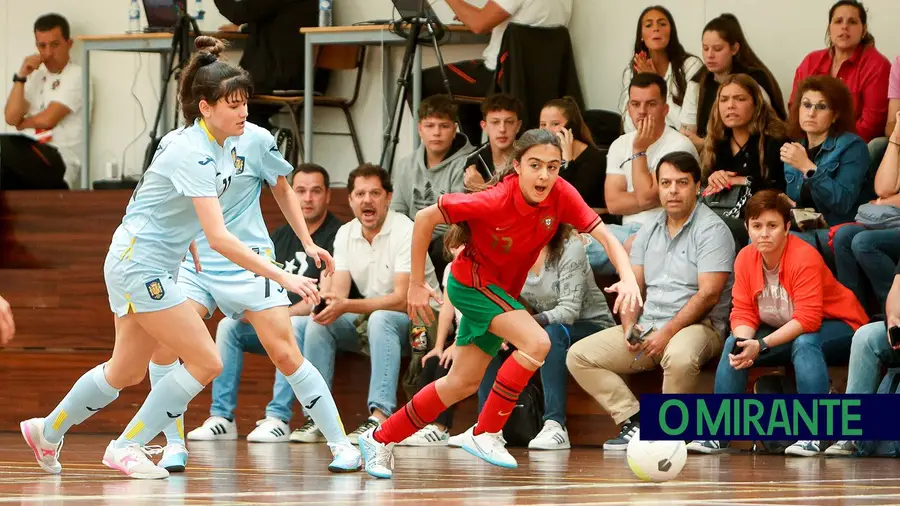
[
  {"xmin": 373, "ymin": 382, "xmax": 446, "ymax": 444},
  {"xmin": 149, "ymin": 360, "xmax": 185, "ymax": 447},
  {"xmin": 474, "ymin": 356, "xmax": 535, "ymax": 435},
  {"xmin": 115, "ymin": 365, "xmax": 203, "ymax": 448},
  {"xmin": 43, "ymin": 363, "xmax": 121, "ymax": 445},
  {"xmin": 284, "ymin": 359, "xmax": 350, "ymax": 445}
]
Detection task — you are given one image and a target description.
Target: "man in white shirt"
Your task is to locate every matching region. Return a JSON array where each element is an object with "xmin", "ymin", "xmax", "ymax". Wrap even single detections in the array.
[
  {"xmin": 3, "ymin": 13, "xmax": 84, "ymax": 189},
  {"xmin": 424, "ymin": 0, "xmax": 572, "ymax": 141},
  {"xmin": 302, "ymin": 164, "xmax": 441, "ymax": 444},
  {"xmin": 588, "ymin": 72, "xmax": 699, "ymax": 274}
]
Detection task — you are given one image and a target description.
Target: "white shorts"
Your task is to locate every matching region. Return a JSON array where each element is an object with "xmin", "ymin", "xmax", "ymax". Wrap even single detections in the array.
[
  {"xmin": 104, "ymin": 253, "xmax": 187, "ymax": 317},
  {"xmin": 177, "ymin": 265, "xmax": 291, "ymax": 320}
]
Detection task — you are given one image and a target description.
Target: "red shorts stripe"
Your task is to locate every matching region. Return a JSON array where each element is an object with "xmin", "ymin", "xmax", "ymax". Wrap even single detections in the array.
[
  {"xmin": 448, "ymin": 64, "xmax": 477, "ymax": 84},
  {"xmin": 477, "ymin": 287, "xmax": 515, "ymax": 313}
]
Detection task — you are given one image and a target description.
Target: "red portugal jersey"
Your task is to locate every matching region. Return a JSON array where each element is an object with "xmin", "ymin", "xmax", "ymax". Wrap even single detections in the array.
[{"xmin": 437, "ymin": 174, "xmax": 601, "ymax": 299}]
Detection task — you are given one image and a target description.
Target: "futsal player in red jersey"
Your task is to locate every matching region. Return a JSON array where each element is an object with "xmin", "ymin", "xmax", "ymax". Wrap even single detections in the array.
[{"xmin": 358, "ymin": 129, "xmax": 642, "ymax": 478}]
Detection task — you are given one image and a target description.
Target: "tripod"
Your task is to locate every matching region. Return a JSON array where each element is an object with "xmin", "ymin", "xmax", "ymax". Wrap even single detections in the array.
[
  {"xmin": 380, "ymin": 16, "xmax": 455, "ymax": 170},
  {"xmin": 142, "ymin": 12, "xmax": 201, "ymax": 171}
]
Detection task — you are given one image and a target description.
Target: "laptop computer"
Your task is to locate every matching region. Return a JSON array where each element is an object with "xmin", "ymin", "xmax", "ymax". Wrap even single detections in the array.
[
  {"xmin": 142, "ymin": 0, "xmax": 186, "ymax": 32},
  {"xmin": 390, "ymin": 0, "xmax": 439, "ymax": 22}
]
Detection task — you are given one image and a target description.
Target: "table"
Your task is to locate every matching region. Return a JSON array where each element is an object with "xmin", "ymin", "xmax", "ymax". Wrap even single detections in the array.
[
  {"xmin": 75, "ymin": 32, "xmax": 246, "ymax": 190},
  {"xmin": 300, "ymin": 24, "xmax": 489, "ymax": 168}
]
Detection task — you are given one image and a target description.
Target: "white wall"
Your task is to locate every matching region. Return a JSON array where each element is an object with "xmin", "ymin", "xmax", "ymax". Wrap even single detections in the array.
[{"xmin": 3, "ymin": 0, "xmax": 900, "ymax": 187}]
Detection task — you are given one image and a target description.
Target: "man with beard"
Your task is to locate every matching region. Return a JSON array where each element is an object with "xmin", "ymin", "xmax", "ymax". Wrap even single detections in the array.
[
  {"xmin": 567, "ymin": 151, "xmax": 734, "ymax": 452},
  {"xmin": 304, "ymin": 164, "xmax": 441, "ymax": 443},
  {"xmin": 186, "ymin": 164, "xmax": 346, "ymax": 443}
]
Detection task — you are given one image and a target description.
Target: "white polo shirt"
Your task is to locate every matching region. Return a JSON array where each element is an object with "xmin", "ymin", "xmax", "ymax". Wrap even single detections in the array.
[
  {"xmin": 483, "ymin": 0, "xmax": 573, "ymax": 71},
  {"xmin": 22, "ymin": 62, "xmax": 84, "ymax": 188},
  {"xmin": 605, "ymin": 127, "xmax": 699, "ymax": 227},
  {"xmin": 333, "ymin": 210, "xmax": 440, "ymax": 306}
]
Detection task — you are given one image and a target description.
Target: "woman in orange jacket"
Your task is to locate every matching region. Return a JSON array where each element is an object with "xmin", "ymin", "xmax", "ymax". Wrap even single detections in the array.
[{"xmin": 687, "ymin": 190, "xmax": 867, "ymax": 457}]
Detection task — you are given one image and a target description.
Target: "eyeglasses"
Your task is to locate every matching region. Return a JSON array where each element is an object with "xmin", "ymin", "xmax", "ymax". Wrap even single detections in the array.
[{"xmin": 800, "ymin": 101, "xmax": 830, "ymax": 112}]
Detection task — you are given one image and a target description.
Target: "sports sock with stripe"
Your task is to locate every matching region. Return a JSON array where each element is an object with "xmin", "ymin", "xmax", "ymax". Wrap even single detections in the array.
[
  {"xmin": 474, "ymin": 355, "xmax": 534, "ymax": 435},
  {"xmin": 149, "ymin": 360, "xmax": 186, "ymax": 447},
  {"xmin": 115, "ymin": 365, "xmax": 203, "ymax": 448},
  {"xmin": 284, "ymin": 359, "xmax": 350, "ymax": 445},
  {"xmin": 43, "ymin": 363, "xmax": 121, "ymax": 445},
  {"xmin": 374, "ymin": 382, "xmax": 446, "ymax": 444}
]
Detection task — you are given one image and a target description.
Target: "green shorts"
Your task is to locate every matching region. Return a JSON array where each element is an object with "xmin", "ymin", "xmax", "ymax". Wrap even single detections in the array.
[{"xmin": 446, "ymin": 272, "xmax": 524, "ymax": 357}]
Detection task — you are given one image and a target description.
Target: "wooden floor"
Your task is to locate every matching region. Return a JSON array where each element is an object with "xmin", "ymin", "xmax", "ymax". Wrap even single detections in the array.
[{"xmin": 1, "ymin": 435, "xmax": 900, "ymax": 504}]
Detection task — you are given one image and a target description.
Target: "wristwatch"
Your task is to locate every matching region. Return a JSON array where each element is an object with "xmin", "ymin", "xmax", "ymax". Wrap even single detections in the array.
[
  {"xmin": 12, "ymin": 73, "xmax": 26, "ymax": 84},
  {"xmin": 756, "ymin": 336, "xmax": 770, "ymax": 355}
]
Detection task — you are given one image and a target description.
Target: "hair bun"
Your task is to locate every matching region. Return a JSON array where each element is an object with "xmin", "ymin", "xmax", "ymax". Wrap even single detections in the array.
[{"xmin": 194, "ymin": 35, "xmax": 225, "ymax": 56}]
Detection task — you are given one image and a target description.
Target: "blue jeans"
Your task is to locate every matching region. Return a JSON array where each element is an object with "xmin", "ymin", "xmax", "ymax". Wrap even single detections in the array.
[
  {"xmin": 833, "ymin": 225, "xmax": 900, "ymax": 311},
  {"xmin": 209, "ymin": 315, "xmax": 309, "ymax": 422},
  {"xmin": 477, "ymin": 321, "xmax": 604, "ymax": 425},
  {"xmin": 585, "ymin": 223, "xmax": 642, "ymax": 275},
  {"xmin": 846, "ymin": 322, "xmax": 900, "ymax": 393},
  {"xmin": 714, "ymin": 320, "xmax": 854, "ymax": 395},
  {"xmin": 303, "ymin": 310, "xmax": 410, "ymax": 416}
]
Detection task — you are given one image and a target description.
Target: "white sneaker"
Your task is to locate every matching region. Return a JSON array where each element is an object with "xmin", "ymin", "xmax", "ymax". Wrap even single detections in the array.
[
  {"xmin": 447, "ymin": 425, "xmax": 474, "ymax": 448},
  {"xmin": 399, "ymin": 424, "xmax": 449, "ymax": 447},
  {"xmin": 186, "ymin": 416, "xmax": 238, "ymax": 441},
  {"xmin": 461, "ymin": 427, "xmax": 517, "ymax": 468},
  {"xmin": 348, "ymin": 417, "xmax": 380, "ymax": 445},
  {"xmin": 157, "ymin": 444, "xmax": 188, "ymax": 472},
  {"xmin": 327, "ymin": 442, "xmax": 362, "ymax": 473},
  {"xmin": 101, "ymin": 441, "xmax": 168, "ymax": 479},
  {"xmin": 784, "ymin": 440, "xmax": 823, "ymax": 457},
  {"xmin": 290, "ymin": 420, "xmax": 325, "ymax": 443},
  {"xmin": 246, "ymin": 417, "xmax": 290, "ymax": 443},
  {"xmin": 20, "ymin": 418, "xmax": 63, "ymax": 474},
  {"xmin": 357, "ymin": 428, "xmax": 394, "ymax": 479},
  {"xmin": 528, "ymin": 420, "xmax": 571, "ymax": 450}
]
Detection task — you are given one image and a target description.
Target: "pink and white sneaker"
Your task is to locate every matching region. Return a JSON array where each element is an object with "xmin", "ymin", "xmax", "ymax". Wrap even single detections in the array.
[
  {"xmin": 20, "ymin": 418, "xmax": 63, "ymax": 474},
  {"xmin": 101, "ymin": 441, "xmax": 168, "ymax": 479}
]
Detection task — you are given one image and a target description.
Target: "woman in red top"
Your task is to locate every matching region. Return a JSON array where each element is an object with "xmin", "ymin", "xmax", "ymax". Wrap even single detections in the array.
[
  {"xmin": 687, "ymin": 190, "xmax": 867, "ymax": 457},
  {"xmin": 791, "ymin": 0, "xmax": 890, "ymax": 143},
  {"xmin": 356, "ymin": 129, "xmax": 642, "ymax": 479}
]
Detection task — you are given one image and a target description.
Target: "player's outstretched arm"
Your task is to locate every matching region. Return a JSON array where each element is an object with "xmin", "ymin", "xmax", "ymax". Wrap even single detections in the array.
[
  {"xmin": 192, "ymin": 196, "xmax": 320, "ymax": 305},
  {"xmin": 270, "ymin": 175, "xmax": 334, "ymax": 276},
  {"xmin": 408, "ymin": 205, "xmax": 444, "ymax": 326},
  {"xmin": 588, "ymin": 222, "xmax": 643, "ymax": 314}
]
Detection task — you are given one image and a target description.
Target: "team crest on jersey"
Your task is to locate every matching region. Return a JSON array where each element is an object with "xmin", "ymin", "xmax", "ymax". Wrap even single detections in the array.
[
  {"xmin": 51, "ymin": 79, "xmax": 60, "ymax": 90},
  {"xmin": 145, "ymin": 279, "xmax": 165, "ymax": 300},
  {"xmin": 232, "ymin": 147, "xmax": 245, "ymax": 175},
  {"xmin": 542, "ymin": 216, "xmax": 555, "ymax": 229}
]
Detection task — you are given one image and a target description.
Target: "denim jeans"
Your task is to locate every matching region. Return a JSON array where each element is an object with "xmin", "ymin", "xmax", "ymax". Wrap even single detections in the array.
[
  {"xmin": 714, "ymin": 320, "xmax": 854, "ymax": 395},
  {"xmin": 585, "ymin": 223, "xmax": 643, "ymax": 275},
  {"xmin": 845, "ymin": 322, "xmax": 900, "ymax": 393},
  {"xmin": 209, "ymin": 316, "xmax": 309, "ymax": 422},
  {"xmin": 477, "ymin": 320, "xmax": 604, "ymax": 425},
  {"xmin": 833, "ymin": 225, "xmax": 900, "ymax": 311},
  {"xmin": 302, "ymin": 310, "xmax": 410, "ymax": 416}
]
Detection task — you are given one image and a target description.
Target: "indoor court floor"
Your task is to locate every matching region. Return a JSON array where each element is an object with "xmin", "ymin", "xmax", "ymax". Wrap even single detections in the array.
[{"xmin": 2, "ymin": 435, "xmax": 900, "ymax": 504}]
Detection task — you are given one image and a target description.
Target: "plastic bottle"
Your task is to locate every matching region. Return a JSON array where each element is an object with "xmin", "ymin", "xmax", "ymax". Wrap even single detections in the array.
[
  {"xmin": 318, "ymin": 0, "xmax": 333, "ymax": 27},
  {"xmin": 411, "ymin": 325, "xmax": 428, "ymax": 352},
  {"xmin": 128, "ymin": 0, "xmax": 141, "ymax": 33},
  {"xmin": 194, "ymin": 0, "xmax": 206, "ymax": 30}
]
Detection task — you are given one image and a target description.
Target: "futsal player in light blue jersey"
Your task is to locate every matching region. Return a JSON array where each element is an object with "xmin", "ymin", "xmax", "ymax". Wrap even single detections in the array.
[
  {"xmin": 145, "ymin": 121, "xmax": 362, "ymax": 474},
  {"xmin": 19, "ymin": 37, "xmax": 324, "ymax": 480}
]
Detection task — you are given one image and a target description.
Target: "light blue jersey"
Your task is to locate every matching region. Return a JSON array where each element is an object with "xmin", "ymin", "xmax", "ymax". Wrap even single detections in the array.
[
  {"xmin": 182, "ymin": 122, "xmax": 293, "ymax": 273},
  {"xmin": 108, "ymin": 119, "xmax": 235, "ymax": 272}
]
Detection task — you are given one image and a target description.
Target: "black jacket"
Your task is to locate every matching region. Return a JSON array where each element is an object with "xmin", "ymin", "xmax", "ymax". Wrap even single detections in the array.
[
  {"xmin": 491, "ymin": 23, "xmax": 584, "ymax": 130},
  {"xmin": 213, "ymin": 0, "xmax": 328, "ymax": 93}
]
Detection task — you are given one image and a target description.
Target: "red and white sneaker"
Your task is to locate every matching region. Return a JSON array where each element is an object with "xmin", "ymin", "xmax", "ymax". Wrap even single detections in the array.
[
  {"xmin": 101, "ymin": 441, "xmax": 168, "ymax": 479},
  {"xmin": 20, "ymin": 418, "xmax": 63, "ymax": 474}
]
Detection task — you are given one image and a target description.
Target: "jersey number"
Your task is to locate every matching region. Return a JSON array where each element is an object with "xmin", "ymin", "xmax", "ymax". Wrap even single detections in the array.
[{"xmin": 490, "ymin": 234, "xmax": 513, "ymax": 254}]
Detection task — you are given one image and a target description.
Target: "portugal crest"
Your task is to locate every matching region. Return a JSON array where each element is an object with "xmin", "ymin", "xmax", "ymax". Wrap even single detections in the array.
[
  {"xmin": 542, "ymin": 216, "xmax": 555, "ymax": 229},
  {"xmin": 231, "ymin": 147, "xmax": 245, "ymax": 174},
  {"xmin": 145, "ymin": 278, "xmax": 165, "ymax": 300}
]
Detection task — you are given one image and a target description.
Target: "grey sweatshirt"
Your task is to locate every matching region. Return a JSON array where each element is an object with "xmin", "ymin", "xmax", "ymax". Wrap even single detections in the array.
[{"xmin": 391, "ymin": 133, "xmax": 474, "ymax": 238}]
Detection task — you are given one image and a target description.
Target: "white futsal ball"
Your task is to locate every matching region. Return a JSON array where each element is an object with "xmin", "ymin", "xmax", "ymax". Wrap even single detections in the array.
[{"xmin": 626, "ymin": 430, "xmax": 687, "ymax": 482}]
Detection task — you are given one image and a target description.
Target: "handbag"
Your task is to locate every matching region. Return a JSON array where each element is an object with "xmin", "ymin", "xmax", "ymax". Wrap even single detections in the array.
[
  {"xmin": 700, "ymin": 184, "xmax": 752, "ymax": 219},
  {"xmin": 855, "ymin": 203, "xmax": 900, "ymax": 229},
  {"xmin": 790, "ymin": 208, "xmax": 827, "ymax": 231}
]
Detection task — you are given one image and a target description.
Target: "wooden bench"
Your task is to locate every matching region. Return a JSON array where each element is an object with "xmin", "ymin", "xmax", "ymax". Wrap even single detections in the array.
[{"xmin": 0, "ymin": 190, "xmax": 849, "ymax": 447}]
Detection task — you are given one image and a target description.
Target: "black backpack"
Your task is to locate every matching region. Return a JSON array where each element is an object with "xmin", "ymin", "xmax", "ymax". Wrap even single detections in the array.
[
  {"xmin": 502, "ymin": 378, "xmax": 545, "ymax": 447},
  {"xmin": 751, "ymin": 373, "xmax": 798, "ymax": 454}
]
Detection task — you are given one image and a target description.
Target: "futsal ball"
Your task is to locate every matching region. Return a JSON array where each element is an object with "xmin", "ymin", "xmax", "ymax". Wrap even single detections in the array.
[{"xmin": 626, "ymin": 431, "xmax": 687, "ymax": 482}]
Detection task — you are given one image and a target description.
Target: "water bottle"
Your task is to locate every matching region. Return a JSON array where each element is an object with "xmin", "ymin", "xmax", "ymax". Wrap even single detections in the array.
[
  {"xmin": 194, "ymin": 0, "xmax": 206, "ymax": 31},
  {"xmin": 128, "ymin": 0, "xmax": 141, "ymax": 33},
  {"xmin": 318, "ymin": 0, "xmax": 333, "ymax": 27},
  {"xmin": 411, "ymin": 325, "xmax": 428, "ymax": 352}
]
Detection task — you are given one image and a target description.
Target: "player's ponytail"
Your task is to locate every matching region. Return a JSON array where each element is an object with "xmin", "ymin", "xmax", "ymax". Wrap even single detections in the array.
[{"xmin": 179, "ymin": 36, "xmax": 253, "ymax": 124}]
